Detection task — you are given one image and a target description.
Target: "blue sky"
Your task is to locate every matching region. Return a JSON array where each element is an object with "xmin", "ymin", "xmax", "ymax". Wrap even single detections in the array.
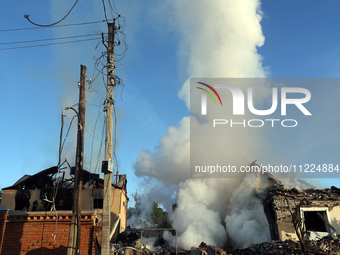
[{"xmin": 0, "ymin": 0, "xmax": 339, "ymax": 198}]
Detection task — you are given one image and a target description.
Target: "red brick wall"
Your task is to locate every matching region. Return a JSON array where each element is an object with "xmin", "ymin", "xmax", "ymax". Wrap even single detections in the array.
[
  {"xmin": 0, "ymin": 211, "xmax": 9, "ymax": 250},
  {"xmin": 0, "ymin": 211, "xmax": 102, "ymax": 255}
]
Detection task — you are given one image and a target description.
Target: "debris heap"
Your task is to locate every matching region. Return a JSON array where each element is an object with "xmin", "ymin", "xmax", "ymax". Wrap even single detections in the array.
[
  {"xmin": 190, "ymin": 235, "xmax": 340, "ymax": 255},
  {"xmin": 110, "ymin": 233, "xmax": 340, "ymax": 255}
]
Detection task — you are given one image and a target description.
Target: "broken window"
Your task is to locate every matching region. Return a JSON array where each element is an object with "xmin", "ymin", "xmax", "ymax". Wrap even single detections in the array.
[
  {"xmin": 303, "ymin": 211, "xmax": 328, "ymax": 232},
  {"xmin": 94, "ymin": 199, "xmax": 103, "ymax": 209},
  {"xmin": 300, "ymin": 207, "xmax": 335, "ymax": 240},
  {"xmin": 15, "ymin": 190, "xmax": 31, "ymax": 211}
]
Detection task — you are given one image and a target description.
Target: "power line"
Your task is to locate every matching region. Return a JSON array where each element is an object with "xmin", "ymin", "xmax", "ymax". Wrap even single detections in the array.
[
  {"xmin": 0, "ymin": 33, "xmax": 102, "ymax": 46},
  {"xmin": 0, "ymin": 37, "xmax": 101, "ymax": 51},
  {"xmin": 89, "ymin": 111, "xmax": 104, "ymax": 173},
  {"xmin": 102, "ymin": 0, "xmax": 109, "ymax": 22},
  {"xmin": 0, "ymin": 20, "xmax": 107, "ymax": 33},
  {"xmin": 24, "ymin": 0, "xmax": 79, "ymax": 27}
]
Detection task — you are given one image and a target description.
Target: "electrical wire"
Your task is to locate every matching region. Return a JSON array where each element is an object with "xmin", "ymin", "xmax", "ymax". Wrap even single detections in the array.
[
  {"xmin": 24, "ymin": 0, "xmax": 80, "ymax": 27},
  {"xmin": 114, "ymin": 30, "xmax": 128, "ymax": 62},
  {"xmin": 0, "ymin": 37, "xmax": 101, "ymax": 51},
  {"xmin": 49, "ymin": 109, "xmax": 67, "ymax": 213},
  {"xmin": 89, "ymin": 52, "xmax": 107, "ymax": 91},
  {"xmin": 108, "ymin": 0, "xmax": 119, "ymax": 18},
  {"xmin": 89, "ymin": 111, "xmax": 104, "ymax": 173},
  {"xmin": 0, "ymin": 33, "xmax": 101, "ymax": 46},
  {"xmin": 101, "ymin": 69, "xmax": 108, "ymax": 90},
  {"xmin": 0, "ymin": 20, "xmax": 106, "ymax": 33},
  {"xmin": 87, "ymin": 0, "xmax": 129, "ymax": 175},
  {"xmin": 95, "ymin": 118, "xmax": 106, "ymax": 174},
  {"xmin": 102, "ymin": 0, "xmax": 122, "ymax": 23},
  {"xmin": 53, "ymin": 111, "xmax": 69, "ymax": 198},
  {"xmin": 89, "ymin": 66, "xmax": 105, "ymax": 92},
  {"xmin": 113, "ymin": 103, "xmax": 119, "ymax": 173},
  {"xmin": 51, "ymin": 107, "xmax": 78, "ymax": 211},
  {"xmin": 93, "ymin": 98, "xmax": 107, "ymax": 174},
  {"xmin": 61, "ymin": 115, "xmax": 77, "ymax": 152},
  {"xmin": 102, "ymin": 0, "xmax": 109, "ymax": 22},
  {"xmin": 60, "ymin": 0, "xmax": 128, "ymax": 176}
]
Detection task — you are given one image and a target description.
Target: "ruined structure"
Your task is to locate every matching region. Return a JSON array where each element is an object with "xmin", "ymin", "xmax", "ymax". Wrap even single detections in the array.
[
  {"xmin": 263, "ymin": 186, "xmax": 340, "ymax": 242},
  {"xmin": 0, "ymin": 166, "xmax": 128, "ymax": 254},
  {"xmin": 250, "ymin": 160, "xmax": 340, "ymax": 243}
]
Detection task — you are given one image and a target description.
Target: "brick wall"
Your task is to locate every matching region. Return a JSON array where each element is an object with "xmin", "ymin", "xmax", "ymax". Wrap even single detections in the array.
[
  {"xmin": 0, "ymin": 210, "xmax": 102, "ymax": 255},
  {"xmin": 0, "ymin": 211, "xmax": 9, "ymax": 250}
]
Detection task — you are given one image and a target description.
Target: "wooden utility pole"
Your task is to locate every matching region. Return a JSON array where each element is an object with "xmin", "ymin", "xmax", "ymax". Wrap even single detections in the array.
[
  {"xmin": 101, "ymin": 22, "xmax": 115, "ymax": 255},
  {"xmin": 67, "ymin": 65, "xmax": 87, "ymax": 255}
]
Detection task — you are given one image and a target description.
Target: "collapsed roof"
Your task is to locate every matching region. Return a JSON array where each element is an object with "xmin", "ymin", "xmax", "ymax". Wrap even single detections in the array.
[{"xmin": 3, "ymin": 166, "xmax": 127, "ymax": 191}]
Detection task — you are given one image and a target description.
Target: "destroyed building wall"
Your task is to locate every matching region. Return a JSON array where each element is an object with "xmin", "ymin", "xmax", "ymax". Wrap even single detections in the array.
[
  {"xmin": 1, "ymin": 167, "xmax": 129, "ymax": 242},
  {"xmin": 1, "ymin": 190, "xmax": 17, "ymax": 211},
  {"xmin": 263, "ymin": 187, "xmax": 340, "ymax": 242},
  {"xmin": 2, "ymin": 189, "xmax": 73, "ymax": 212},
  {"xmin": 330, "ymin": 206, "xmax": 340, "ymax": 232},
  {"xmin": 111, "ymin": 187, "xmax": 128, "ymax": 240}
]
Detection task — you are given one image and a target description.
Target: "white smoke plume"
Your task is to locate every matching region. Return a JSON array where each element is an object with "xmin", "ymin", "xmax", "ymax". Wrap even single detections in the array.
[
  {"xmin": 133, "ymin": 0, "xmax": 273, "ymax": 250},
  {"xmin": 175, "ymin": 0, "xmax": 267, "ymax": 108},
  {"xmin": 127, "ymin": 192, "xmax": 154, "ymax": 229},
  {"xmin": 225, "ymin": 179, "xmax": 270, "ymax": 248},
  {"xmin": 162, "ymin": 231, "xmax": 176, "ymax": 250},
  {"xmin": 143, "ymin": 232, "xmax": 176, "ymax": 252},
  {"xmin": 143, "ymin": 236, "xmax": 159, "ymax": 251},
  {"xmin": 136, "ymin": 0, "xmax": 268, "ymax": 181},
  {"xmin": 171, "ymin": 179, "xmax": 228, "ymax": 248}
]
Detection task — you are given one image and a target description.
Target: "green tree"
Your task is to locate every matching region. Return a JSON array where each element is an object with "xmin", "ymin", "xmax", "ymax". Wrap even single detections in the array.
[
  {"xmin": 127, "ymin": 192, "xmax": 172, "ymax": 228},
  {"xmin": 151, "ymin": 202, "xmax": 171, "ymax": 228}
]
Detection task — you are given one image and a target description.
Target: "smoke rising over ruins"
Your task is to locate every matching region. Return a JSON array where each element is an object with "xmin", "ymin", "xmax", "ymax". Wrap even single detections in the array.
[{"xmin": 133, "ymin": 0, "xmax": 273, "ymax": 249}]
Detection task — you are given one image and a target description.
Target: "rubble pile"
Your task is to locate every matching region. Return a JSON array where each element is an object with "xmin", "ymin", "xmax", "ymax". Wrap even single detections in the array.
[
  {"xmin": 268, "ymin": 186, "xmax": 340, "ymax": 201},
  {"xmin": 111, "ymin": 228, "xmax": 177, "ymax": 255},
  {"xmin": 190, "ymin": 240, "xmax": 301, "ymax": 255},
  {"xmin": 111, "ymin": 229, "xmax": 340, "ymax": 255},
  {"xmin": 116, "ymin": 228, "xmax": 142, "ymax": 245},
  {"xmin": 227, "ymin": 240, "xmax": 301, "ymax": 255},
  {"xmin": 112, "ymin": 228, "xmax": 142, "ymax": 255},
  {"xmin": 190, "ymin": 235, "xmax": 340, "ymax": 255},
  {"xmin": 305, "ymin": 234, "xmax": 340, "ymax": 254}
]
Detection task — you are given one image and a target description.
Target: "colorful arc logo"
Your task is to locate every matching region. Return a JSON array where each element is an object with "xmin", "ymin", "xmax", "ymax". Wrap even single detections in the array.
[{"xmin": 196, "ymin": 82, "xmax": 223, "ymax": 106}]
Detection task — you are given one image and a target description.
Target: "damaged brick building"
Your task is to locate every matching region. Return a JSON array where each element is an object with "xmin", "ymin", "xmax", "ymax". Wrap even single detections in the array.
[
  {"xmin": 0, "ymin": 166, "xmax": 128, "ymax": 254},
  {"xmin": 253, "ymin": 166, "xmax": 340, "ymax": 245},
  {"xmin": 263, "ymin": 185, "xmax": 340, "ymax": 242},
  {"xmin": 247, "ymin": 160, "xmax": 339, "ymax": 244},
  {"xmin": 188, "ymin": 172, "xmax": 340, "ymax": 255}
]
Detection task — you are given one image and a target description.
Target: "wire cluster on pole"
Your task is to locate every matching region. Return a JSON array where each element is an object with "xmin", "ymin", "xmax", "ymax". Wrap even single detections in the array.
[{"xmin": 89, "ymin": 5, "xmax": 128, "ymax": 176}]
